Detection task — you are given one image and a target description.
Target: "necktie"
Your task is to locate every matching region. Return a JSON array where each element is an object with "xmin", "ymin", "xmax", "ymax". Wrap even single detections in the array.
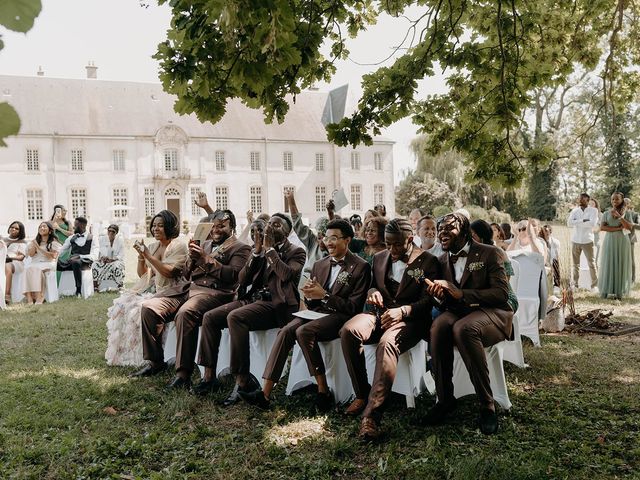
[{"xmin": 450, "ymin": 250, "xmax": 468, "ymax": 263}]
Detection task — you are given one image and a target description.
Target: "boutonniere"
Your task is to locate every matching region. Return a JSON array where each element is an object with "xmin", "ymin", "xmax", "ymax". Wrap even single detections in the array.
[
  {"xmin": 467, "ymin": 261, "xmax": 485, "ymax": 272},
  {"xmin": 336, "ymin": 271, "xmax": 352, "ymax": 285},
  {"xmin": 406, "ymin": 268, "xmax": 424, "ymax": 282}
]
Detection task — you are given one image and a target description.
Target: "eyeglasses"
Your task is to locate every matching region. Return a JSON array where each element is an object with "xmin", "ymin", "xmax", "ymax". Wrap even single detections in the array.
[
  {"xmin": 322, "ymin": 235, "xmax": 346, "ymax": 244},
  {"xmin": 518, "ymin": 227, "xmax": 527, "ymax": 232}
]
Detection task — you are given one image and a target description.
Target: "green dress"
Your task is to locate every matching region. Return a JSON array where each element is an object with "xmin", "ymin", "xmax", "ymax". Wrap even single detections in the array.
[
  {"xmin": 597, "ymin": 210, "xmax": 633, "ymax": 299},
  {"xmin": 54, "ymin": 220, "xmax": 71, "ymax": 283}
]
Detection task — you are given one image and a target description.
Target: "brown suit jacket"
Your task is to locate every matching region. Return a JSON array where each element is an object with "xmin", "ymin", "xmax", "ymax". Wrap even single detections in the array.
[
  {"xmin": 237, "ymin": 238, "xmax": 306, "ymax": 309},
  {"xmin": 306, "ymin": 250, "xmax": 371, "ymax": 319},
  {"xmin": 437, "ymin": 241, "xmax": 513, "ymax": 338},
  {"xmin": 369, "ymin": 248, "xmax": 440, "ymax": 320},
  {"xmin": 160, "ymin": 238, "xmax": 252, "ymax": 298}
]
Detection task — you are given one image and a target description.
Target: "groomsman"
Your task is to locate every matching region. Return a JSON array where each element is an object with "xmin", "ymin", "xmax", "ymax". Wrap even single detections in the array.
[
  {"xmin": 240, "ymin": 219, "xmax": 371, "ymax": 411},
  {"xmin": 131, "ymin": 210, "xmax": 251, "ymax": 390},
  {"xmin": 57, "ymin": 217, "xmax": 98, "ymax": 297},
  {"xmin": 194, "ymin": 214, "xmax": 306, "ymax": 406},
  {"xmin": 422, "ymin": 212, "xmax": 513, "ymax": 435},
  {"xmin": 340, "ymin": 218, "xmax": 440, "ymax": 440}
]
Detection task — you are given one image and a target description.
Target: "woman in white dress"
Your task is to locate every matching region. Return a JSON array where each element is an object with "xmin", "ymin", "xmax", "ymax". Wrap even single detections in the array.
[
  {"xmin": 24, "ymin": 222, "xmax": 61, "ymax": 304},
  {"xmin": 92, "ymin": 224, "xmax": 126, "ymax": 292},
  {"xmin": 507, "ymin": 219, "xmax": 547, "ymax": 262},
  {"xmin": 105, "ymin": 210, "xmax": 188, "ymax": 366},
  {"xmin": 4, "ymin": 221, "xmax": 28, "ymax": 304}
]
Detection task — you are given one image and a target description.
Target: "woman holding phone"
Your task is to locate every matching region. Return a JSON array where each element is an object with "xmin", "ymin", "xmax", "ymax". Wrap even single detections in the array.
[
  {"xmin": 105, "ymin": 210, "xmax": 188, "ymax": 366},
  {"xmin": 50, "ymin": 205, "xmax": 72, "ymax": 283}
]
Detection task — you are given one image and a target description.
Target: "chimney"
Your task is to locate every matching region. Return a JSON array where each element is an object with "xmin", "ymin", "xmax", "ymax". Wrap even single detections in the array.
[
  {"xmin": 37, "ymin": 66, "xmax": 44, "ymax": 76},
  {"xmin": 85, "ymin": 61, "xmax": 98, "ymax": 79}
]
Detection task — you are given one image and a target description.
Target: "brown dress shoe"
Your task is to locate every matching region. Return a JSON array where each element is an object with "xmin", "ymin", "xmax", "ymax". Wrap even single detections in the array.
[
  {"xmin": 358, "ymin": 417, "xmax": 381, "ymax": 441},
  {"xmin": 344, "ymin": 398, "xmax": 366, "ymax": 416}
]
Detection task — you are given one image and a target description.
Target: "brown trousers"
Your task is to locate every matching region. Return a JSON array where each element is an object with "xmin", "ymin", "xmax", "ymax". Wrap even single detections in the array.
[
  {"xmin": 140, "ymin": 289, "xmax": 231, "ymax": 373},
  {"xmin": 340, "ymin": 313, "xmax": 423, "ymax": 419},
  {"xmin": 198, "ymin": 300, "xmax": 295, "ymax": 376},
  {"xmin": 262, "ymin": 313, "xmax": 346, "ymax": 382},
  {"xmin": 430, "ymin": 310, "xmax": 508, "ymax": 409}
]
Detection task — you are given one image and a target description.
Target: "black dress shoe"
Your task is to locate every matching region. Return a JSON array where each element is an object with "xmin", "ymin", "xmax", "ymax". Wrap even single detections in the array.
[
  {"xmin": 129, "ymin": 362, "xmax": 168, "ymax": 378},
  {"xmin": 314, "ymin": 391, "xmax": 334, "ymax": 414},
  {"xmin": 165, "ymin": 376, "xmax": 192, "ymax": 391},
  {"xmin": 191, "ymin": 378, "xmax": 221, "ymax": 396},
  {"xmin": 478, "ymin": 408, "xmax": 499, "ymax": 435},
  {"xmin": 239, "ymin": 389, "xmax": 271, "ymax": 410},
  {"xmin": 220, "ymin": 374, "xmax": 261, "ymax": 407},
  {"xmin": 418, "ymin": 399, "xmax": 457, "ymax": 426}
]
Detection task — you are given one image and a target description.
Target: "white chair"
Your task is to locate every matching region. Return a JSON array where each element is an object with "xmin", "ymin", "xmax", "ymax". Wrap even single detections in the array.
[
  {"xmin": 450, "ymin": 342, "xmax": 512, "ymax": 410},
  {"xmin": 503, "ymin": 259, "xmax": 527, "ymax": 367},
  {"xmin": 507, "ymin": 251, "xmax": 544, "ymax": 346},
  {"xmin": 163, "ymin": 322, "xmax": 206, "ymax": 377},
  {"xmin": 58, "ymin": 269, "xmax": 94, "ymax": 299},
  {"xmin": 11, "ymin": 266, "xmax": 26, "ymax": 303},
  {"xmin": 43, "ymin": 269, "xmax": 59, "ymax": 303},
  {"xmin": 0, "ymin": 242, "xmax": 6, "ymax": 310}
]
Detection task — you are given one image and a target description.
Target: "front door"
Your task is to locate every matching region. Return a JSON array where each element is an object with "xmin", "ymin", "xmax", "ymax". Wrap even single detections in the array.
[{"xmin": 166, "ymin": 198, "xmax": 180, "ymax": 224}]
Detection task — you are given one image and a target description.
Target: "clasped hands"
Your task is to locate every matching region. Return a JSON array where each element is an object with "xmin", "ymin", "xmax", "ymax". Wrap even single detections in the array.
[
  {"xmin": 366, "ymin": 291, "xmax": 403, "ymax": 330},
  {"xmin": 301, "ymin": 277, "xmax": 326, "ymax": 300},
  {"xmin": 425, "ymin": 278, "xmax": 463, "ymax": 301},
  {"xmin": 253, "ymin": 224, "xmax": 276, "ymax": 254}
]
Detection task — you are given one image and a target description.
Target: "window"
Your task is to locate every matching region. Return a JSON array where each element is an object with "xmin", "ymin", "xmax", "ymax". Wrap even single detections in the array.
[
  {"xmin": 315, "ymin": 186, "xmax": 326, "ymax": 212},
  {"xmin": 164, "ymin": 149, "xmax": 178, "ymax": 171},
  {"xmin": 374, "ymin": 184, "xmax": 384, "ymax": 205},
  {"xmin": 283, "ymin": 186, "xmax": 295, "ymax": 210},
  {"xmin": 250, "ymin": 152, "xmax": 261, "ymax": 171},
  {"xmin": 283, "ymin": 152, "xmax": 293, "ymax": 171},
  {"xmin": 190, "ymin": 187, "xmax": 202, "ymax": 216},
  {"xmin": 315, "ymin": 153, "xmax": 325, "ymax": 172},
  {"xmin": 71, "ymin": 188, "xmax": 87, "ymax": 218},
  {"xmin": 71, "ymin": 149, "xmax": 84, "ymax": 171},
  {"xmin": 215, "ymin": 186, "xmax": 229, "ymax": 210},
  {"xmin": 112, "ymin": 187, "xmax": 128, "ymax": 218},
  {"xmin": 250, "ymin": 186, "xmax": 262, "ymax": 213},
  {"xmin": 215, "ymin": 151, "xmax": 226, "ymax": 171},
  {"xmin": 26, "ymin": 189, "xmax": 43, "ymax": 220},
  {"xmin": 350, "ymin": 151, "xmax": 360, "ymax": 170},
  {"xmin": 113, "ymin": 150, "xmax": 125, "ymax": 171},
  {"xmin": 374, "ymin": 152, "xmax": 383, "ymax": 171},
  {"xmin": 350, "ymin": 184, "xmax": 361, "ymax": 211},
  {"xmin": 26, "ymin": 149, "xmax": 39, "ymax": 171},
  {"xmin": 144, "ymin": 188, "xmax": 156, "ymax": 217}
]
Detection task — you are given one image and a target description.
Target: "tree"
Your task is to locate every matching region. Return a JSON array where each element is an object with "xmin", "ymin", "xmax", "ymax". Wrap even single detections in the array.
[
  {"xmin": 155, "ymin": 0, "xmax": 638, "ymax": 186},
  {"xmin": 602, "ymin": 110, "xmax": 634, "ymax": 198},
  {"xmin": 395, "ymin": 171, "xmax": 460, "ymax": 215}
]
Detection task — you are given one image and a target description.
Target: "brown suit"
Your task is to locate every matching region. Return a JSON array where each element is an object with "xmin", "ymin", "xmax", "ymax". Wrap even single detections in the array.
[
  {"xmin": 430, "ymin": 241, "xmax": 513, "ymax": 409},
  {"xmin": 262, "ymin": 250, "xmax": 371, "ymax": 382},
  {"xmin": 198, "ymin": 239, "xmax": 306, "ymax": 375},
  {"xmin": 140, "ymin": 238, "xmax": 251, "ymax": 373},
  {"xmin": 340, "ymin": 248, "xmax": 440, "ymax": 419}
]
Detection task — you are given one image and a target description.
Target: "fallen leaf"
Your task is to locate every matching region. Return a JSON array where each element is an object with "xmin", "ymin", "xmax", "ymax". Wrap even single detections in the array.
[{"xmin": 103, "ymin": 406, "xmax": 117, "ymax": 416}]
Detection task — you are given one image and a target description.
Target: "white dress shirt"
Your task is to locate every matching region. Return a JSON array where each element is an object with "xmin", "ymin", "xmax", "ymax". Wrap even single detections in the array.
[
  {"xmin": 326, "ymin": 256, "xmax": 346, "ymax": 290},
  {"xmin": 450, "ymin": 243, "xmax": 471, "ymax": 284},
  {"xmin": 391, "ymin": 259, "xmax": 407, "ymax": 283},
  {"xmin": 567, "ymin": 206, "xmax": 599, "ymax": 244},
  {"xmin": 60, "ymin": 233, "xmax": 99, "ymax": 261}
]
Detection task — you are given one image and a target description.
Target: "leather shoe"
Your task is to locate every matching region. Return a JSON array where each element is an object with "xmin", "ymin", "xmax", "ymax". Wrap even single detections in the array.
[
  {"xmin": 478, "ymin": 408, "xmax": 499, "ymax": 435},
  {"xmin": 191, "ymin": 378, "xmax": 221, "ymax": 396},
  {"xmin": 221, "ymin": 374, "xmax": 260, "ymax": 407},
  {"xmin": 358, "ymin": 417, "xmax": 382, "ymax": 441},
  {"xmin": 129, "ymin": 362, "xmax": 167, "ymax": 378},
  {"xmin": 165, "ymin": 375, "xmax": 192, "ymax": 391},
  {"xmin": 344, "ymin": 398, "xmax": 367, "ymax": 416},
  {"xmin": 418, "ymin": 399, "xmax": 457, "ymax": 426},
  {"xmin": 314, "ymin": 391, "xmax": 334, "ymax": 414},
  {"xmin": 239, "ymin": 389, "xmax": 271, "ymax": 410}
]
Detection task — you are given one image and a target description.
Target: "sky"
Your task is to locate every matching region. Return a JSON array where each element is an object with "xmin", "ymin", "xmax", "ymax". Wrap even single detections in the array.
[{"xmin": 0, "ymin": 0, "xmax": 449, "ymax": 184}]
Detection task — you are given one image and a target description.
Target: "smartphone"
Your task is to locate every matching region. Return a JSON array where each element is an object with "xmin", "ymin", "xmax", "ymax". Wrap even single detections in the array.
[
  {"xmin": 193, "ymin": 239, "xmax": 201, "ymax": 246},
  {"xmin": 55, "ymin": 207, "xmax": 62, "ymax": 217}
]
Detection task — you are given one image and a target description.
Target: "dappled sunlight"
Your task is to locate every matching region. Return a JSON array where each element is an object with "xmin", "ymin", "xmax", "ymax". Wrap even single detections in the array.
[
  {"xmin": 265, "ymin": 416, "xmax": 332, "ymax": 447},
  {"xmin": 612, "ymin": 368, "xmax": 639, "ymax": 385},
  {"xmin": 7, "ymin": 366, "xmax": 128, "ymax": 390}
]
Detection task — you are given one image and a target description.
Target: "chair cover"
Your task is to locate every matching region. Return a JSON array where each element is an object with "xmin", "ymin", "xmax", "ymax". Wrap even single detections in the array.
[
  {"xmin": 0, "ymin": 242, "xmax": 6, "ymax": 310},
  {"xmin": 507, "ymin": 251, "xmax": 544, "ymax": 346},
  {"xmin": 503, "ymin": 259, "xmax": 527, "ymax": 367},
  {"xmin": 58, "ymin": 270, "xmax": 94, "ymax": 299}
]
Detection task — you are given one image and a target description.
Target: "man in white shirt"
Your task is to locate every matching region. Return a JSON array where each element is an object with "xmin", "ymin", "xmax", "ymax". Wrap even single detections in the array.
[
  {"xmin": 57, "ymin": 217, "xmax": 99, "ymax": 297},
  {"xmin": 567, "ymin": 193, "xmax": 599, "ymax": 290}
]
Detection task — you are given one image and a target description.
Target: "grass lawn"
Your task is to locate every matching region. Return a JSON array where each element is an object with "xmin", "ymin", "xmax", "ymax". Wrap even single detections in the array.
[{"xmin": 0, "ymin": 226, "xmax": 639, "ymax": 479}]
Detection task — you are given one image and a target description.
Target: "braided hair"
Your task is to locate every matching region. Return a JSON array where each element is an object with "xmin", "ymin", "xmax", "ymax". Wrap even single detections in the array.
[
  {"xmin": 437, "ymin": 212, "xmax": 472, "ymax": 244},
  {"xmin": 385, "ymin": 218, "xmax": 413, "ymax": 237}
]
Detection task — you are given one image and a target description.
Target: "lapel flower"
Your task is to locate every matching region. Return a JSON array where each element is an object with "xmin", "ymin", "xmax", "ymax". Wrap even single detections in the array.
[
  {"xmin": 336, "ymin": 271, "xmax": 352, "ymax": 285},
  {"xmin": 406, "ymin": 268, "xmax": 424, "ymax": 282},
  {"xmin": 467, "ymin": 261, "xmax": 485, "ymax": 272}
]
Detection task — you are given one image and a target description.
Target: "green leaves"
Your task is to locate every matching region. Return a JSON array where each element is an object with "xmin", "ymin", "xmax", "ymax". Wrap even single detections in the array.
[
  {"xmin": 0, "ymin": 0, "xmax": 42, "ymax": 33},
  {"xmin": 0, "ymin": 103, "xmax": 21, "ymax": 147}
]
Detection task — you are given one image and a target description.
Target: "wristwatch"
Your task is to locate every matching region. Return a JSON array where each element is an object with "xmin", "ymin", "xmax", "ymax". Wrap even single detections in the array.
[{"xmin": 321, "ymin": 292, "xmax": 330, "ymax": 304}]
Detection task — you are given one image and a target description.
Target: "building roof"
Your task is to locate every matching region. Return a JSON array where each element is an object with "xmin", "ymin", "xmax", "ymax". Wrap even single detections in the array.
[{"xmin": 0, "ymin": 75, "xmax": 393, "ymax": 142}]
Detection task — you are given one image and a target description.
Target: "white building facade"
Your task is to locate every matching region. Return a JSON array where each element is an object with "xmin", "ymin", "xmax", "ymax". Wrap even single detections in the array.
[{"xmin": 0, "ymin": 75, "xmax": 394, "ymax": 234}]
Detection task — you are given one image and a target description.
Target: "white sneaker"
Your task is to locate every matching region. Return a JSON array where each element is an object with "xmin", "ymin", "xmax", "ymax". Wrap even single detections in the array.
[{"xmin": 591, "ymin": 287, "xmax": 599, "ymax": 294}]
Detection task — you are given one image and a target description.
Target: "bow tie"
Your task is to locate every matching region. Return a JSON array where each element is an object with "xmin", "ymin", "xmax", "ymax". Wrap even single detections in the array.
[
  {"xmin": 393, "ymin": 254, "xmax": 409, "ymax": 264},
  {"xmin": 450, "ymin": 250, "xmax": 468, "ymax": 263},
  {"xmin": 76, "ymin": 234, "xmax": 84, "ymax": 238},
  {"xmin": 331, "ymin": 259, "xmax": 345, "ymax": 267}
]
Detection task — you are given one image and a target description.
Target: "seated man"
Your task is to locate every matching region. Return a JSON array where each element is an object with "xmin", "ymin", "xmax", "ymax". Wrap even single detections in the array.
[
  {"xmin": 194, "ymin": 213, "xmax": 306, "ymax": 405},
  {"xmin": 417, "ymin": 214, "xmax": 444, "ymax": 257},
  {"xmin": 240, "ymin": 219, "xmax": 371, "ymax": 411},
  {"xmin": 131, "ymin": 210, "xmax": 252, "ymax": 390},
  {"xmin": 57, "ymin": 217, "xmax": 98, "ymax": 297},
  {"xmin": 422, "ymin": 212, "xmax": 514, "ymax": 435},
  {"xmin": 340, "ymin": 218, "xmax": 440, "ymax": 440}
]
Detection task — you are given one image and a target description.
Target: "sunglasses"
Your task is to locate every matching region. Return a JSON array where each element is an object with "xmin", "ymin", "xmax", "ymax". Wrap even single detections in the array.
[{"xmin": 518, "ymin": 227, "xmax": 527, "ymax": 232}]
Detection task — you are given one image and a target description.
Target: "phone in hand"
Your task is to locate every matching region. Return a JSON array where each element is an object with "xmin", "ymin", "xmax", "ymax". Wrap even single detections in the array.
[
  {"xmin": 55, "ymin": 207, "xmax": 62, "ymax": 217},
  {"xmin": 192, "ymin": 239, "xmax": 201, "ymax": 246}
]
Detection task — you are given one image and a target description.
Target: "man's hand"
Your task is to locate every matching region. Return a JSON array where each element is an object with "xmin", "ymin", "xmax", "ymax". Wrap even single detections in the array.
[
  {"xmin": 189, "ymin": 241, "xmax": 204, "ymax": 259},
  {"xmin": 301, "ymin": 277, "xmax": 326, "ymax": 300},
  {"xmin": 326, "ymin": 199, "xmax": 336, "ymax": 219},
  {"xmin": 380, "ymin": 308, "xmax": 403, "ymax": 330},
  {"xmin": 194, "ymin": 191, "xmax": 210, "ymax": 210},
  {"xmin": 246, "ymin": 210, "xmax": 254, "ymax": 223},
  {"xmin": 366, "ymin": 290, "xmax": 384, "ymax": 308},
  {"xmin": 253, "ymin": 227, "xmax": 263, "ymax": 254},
  {"xmin": 431, "ymin": 279, "xmax": 463, "ymax": 300},
  {"xmin": 263, "ymin": 224, "xmax": 275, "ymax": 250}
]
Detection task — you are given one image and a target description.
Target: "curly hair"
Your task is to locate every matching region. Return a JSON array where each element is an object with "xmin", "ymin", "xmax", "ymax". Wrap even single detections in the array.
[
  {"xmin": 437, "ymin": 212, "xmax": 472, "ymax": 244},
  {"xmin": 150, "ymin": 210, "xmax": 180, "ymax": 239}
]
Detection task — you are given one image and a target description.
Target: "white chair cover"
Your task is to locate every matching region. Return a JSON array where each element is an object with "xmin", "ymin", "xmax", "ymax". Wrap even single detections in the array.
[
  {"xmin": 451, "ymin": 342, "xmax": 512, "ymax": 410},
  {"xmin": 507, "ymin": 251, "xmax": 544, "ymax": 346},
  {"xmin": 0, "ymin": 242, "xmax": 7, "ymax": 310},
  {"xmin": 11, "ymin": 266, "xmax": 26, "ymax": 303},
  {"xmin": 58, "ymin": 270, "xmax": 94, "ymax": 299},
  {"xmin": 163, "ymin": 323, "xmax": 205, "ymax": 377},
  {"xmin": 503, "ymin": 259, "xmax": 527, "ymax": 367},
  {"xmin": 43, "ymin": 269, "xmax": 59, "ymax": 303}
]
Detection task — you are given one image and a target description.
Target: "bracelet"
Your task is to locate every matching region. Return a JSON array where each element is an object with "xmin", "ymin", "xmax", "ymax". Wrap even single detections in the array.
[{"xmin": 400, "ymin": 306, "xmax": 408, "ymax": 318}]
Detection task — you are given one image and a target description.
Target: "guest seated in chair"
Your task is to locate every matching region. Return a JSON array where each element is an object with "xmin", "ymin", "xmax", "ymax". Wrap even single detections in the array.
[
  {"xmin": 92, "ymin": 224, "xmax": 125, "ymax": 293},
  {"xmin": 240, "ymin": 219, "xmax": 371, "ymax": 412},
  {"xmin": 340, "ymin": 218, "xmax": 440, "ymax": 440},
  {"xmin": 194, "ymin": 214, "xmax": 306, "ymax": 405},
  {"xmin": 421, "ymin": 213, "xmax": 514, "ymax": 435},
  {"xmin": 57, "ymin": 217, "xmax": 98, "ymax": 297},
  {"xmin": 3, "ymin": 221, "xmax": 27, "ymax": 304},
  {"xmin": 24, "ymin": 222, "xmax": 61, "ymax": 304},
  {"xmin": 131, "ymin": 210, "xmax": 252, "ymax": 390}
]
